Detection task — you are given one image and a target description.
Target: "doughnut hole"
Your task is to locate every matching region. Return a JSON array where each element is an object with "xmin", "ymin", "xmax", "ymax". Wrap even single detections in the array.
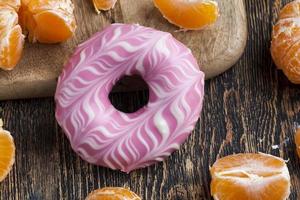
[{"xmin": 109, "ymin": 75, "xmax": 149, "ymax": 113}]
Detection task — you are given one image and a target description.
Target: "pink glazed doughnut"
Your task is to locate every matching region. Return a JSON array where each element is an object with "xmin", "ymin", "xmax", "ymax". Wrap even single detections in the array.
[{"xmin": 55, "ymin": 23, "xmax": 205, "ymax": 173}]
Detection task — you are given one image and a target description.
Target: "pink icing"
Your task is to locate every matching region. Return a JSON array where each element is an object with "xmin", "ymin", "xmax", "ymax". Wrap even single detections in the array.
[{"xmin": 55, "ymin": 23, "xmax": 205, "ymax": 173}]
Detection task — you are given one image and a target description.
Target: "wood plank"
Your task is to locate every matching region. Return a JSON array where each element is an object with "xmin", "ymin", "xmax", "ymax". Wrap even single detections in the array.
[
  {"xmin": 0, "ymin": 0, "xmax": 300, "ymax": 200},
  {"xmin": 0, "ymin": 0, "xmax": 247, "ymax": 100}
]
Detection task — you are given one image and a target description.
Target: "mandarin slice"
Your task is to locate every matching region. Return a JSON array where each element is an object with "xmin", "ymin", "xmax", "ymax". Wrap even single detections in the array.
[
  {"xmin": 92, "ymin": 0, "xmax": 117, "ymax": 13},
  {"xmin": 154, "ymin": 0, "xmax": 219, "ymax": 30},
  {"xmin": 0, "ymin": 120, "xmax": 15, "ymax": 182},
  {"xmin": 0, "ymin": 25, "xmax": 24, "ymax": 69},
  {"xmin": 86, "ymin": 187, "xmax": 141, "ymax": 200},
  {"xmin": 0, "ymin": 6, "xmax": 24, "ymax": 70},
  {"xmin": 0, "ymin": 6, "xmax": 18, "ymax": 39},
  {"xmin": 271, "ymin": 0, "xmax": 300, "ymax": 84},
  {"xmin": 210, "ymin": 153, "xmax": 290, "ymax": 200},
  {"xmin": 295, "ymin": 128, "xmax": 300, "ymax": 158},
  {"xmin": 19, "ymin": 0, "xmax": 76, "ymax": 43}
]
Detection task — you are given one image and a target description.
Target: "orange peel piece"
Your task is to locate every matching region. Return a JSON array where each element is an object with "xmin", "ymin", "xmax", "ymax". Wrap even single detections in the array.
[
  {"xmin": 295, "ymin": 128, "xmax": 300, "ymax": 158},
  {"xmin": 210, "ymin": 153, "xmax": 291, "ymax": 200},
  {"xmin": 154, "ymin": 0, "xmax": 219, "ymax": 30},
  {"xmin": 86, "ymin": 187, "xmax": 141, "ymax": 200},
  {"xmin": 92, "ymin": 0, "xmax": 117, "ymax": 13}
]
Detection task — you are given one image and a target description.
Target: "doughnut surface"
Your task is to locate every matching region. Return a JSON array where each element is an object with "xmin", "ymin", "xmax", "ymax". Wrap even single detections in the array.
[{"xmin": 55, "ymin": 23, "xmax": 205, "ymax": 173}]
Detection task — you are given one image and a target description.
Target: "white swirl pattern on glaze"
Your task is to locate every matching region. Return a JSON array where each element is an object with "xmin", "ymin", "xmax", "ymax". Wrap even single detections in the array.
[{"xmin": 55, "ymin": 23, "xmax": 205, "ymax": 173}]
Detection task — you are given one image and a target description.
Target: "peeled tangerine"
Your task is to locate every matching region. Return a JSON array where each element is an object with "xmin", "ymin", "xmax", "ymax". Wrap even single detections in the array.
[
  {"xmin": 154, "ymin": 0, "xmax": 219, "ymax": 30},
  {"xmin": 92, "ymin": 0, "xmax": 117, "ymax": 13},
  {"xmin": 271, "ymin": 0, "xmax": 300, "ymax": 84},
  {"xmin": 0, "ymin": 119, "xmax": 15, "ymax": 182},
  {"xmin": 86, "ymin": 187, "xmax": 141, "ymax": 200},
  {"xmin": 210, "ymin": 153, "xmax": 291, "ymax": 200},
  {"xmin": 0, "ymin": 1, "xmax": 25, "ymax": 70},
  {"xmin": 295, "ymin": 128, "xmax": 300, "ymax": 158},
  {"xmin": 19, "ymin": 0, "xmax": 76, "ymax": 43}
]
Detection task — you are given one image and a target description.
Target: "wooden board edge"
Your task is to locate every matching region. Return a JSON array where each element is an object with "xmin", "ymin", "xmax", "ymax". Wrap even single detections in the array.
[
  {"xmin": 205, "ymin": 0, "xmax": 248, "ymax": 79},
  {"xmin": 0, "ymin": 79, "xmax": 57, "ymax": 100}
]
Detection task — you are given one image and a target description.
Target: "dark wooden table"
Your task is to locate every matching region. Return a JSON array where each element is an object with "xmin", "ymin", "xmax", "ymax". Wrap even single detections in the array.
[{"xmin": 1, "ymin": 0, "xmax": 300, "ymax": 199}]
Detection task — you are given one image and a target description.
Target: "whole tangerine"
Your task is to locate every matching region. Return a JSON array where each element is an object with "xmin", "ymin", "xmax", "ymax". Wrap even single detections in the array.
[{"xmin": 271, "ymin": 0, "xmax": 300, "ymax": 84}]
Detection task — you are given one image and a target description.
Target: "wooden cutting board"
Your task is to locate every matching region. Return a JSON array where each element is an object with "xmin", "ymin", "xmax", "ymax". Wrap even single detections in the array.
[{"xmin": 0, "ymin": 0, "xmax": 247, "ymax": 100}]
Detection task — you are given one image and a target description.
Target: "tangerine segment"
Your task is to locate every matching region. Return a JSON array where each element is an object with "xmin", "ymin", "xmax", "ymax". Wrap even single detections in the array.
[
  {"xmin": 0, "ymin": 7, "xmax": 24, "ymax": 70},
  {"xmin": 86, "ymin": 187, "xmax": 141, "ymax": 200},
  {"xmin": 0, "ymin": 6, "xmax": 19, "ymax": 38},
  {"xmin": 295, "ymin": 128, "xmax": 300, "ymax": 158},
  {"xmin": 32, "ymin": 10, "xmax": 75, "ymax": 43},
  {"xmin": 0, "ymin": 25, "xmax": 24, "ymax": 70},
  {"xmin": 0, "ymin": 123, "xmax": 15, "ymax": 182},
  {"xmin": 92, "ymin": 0, "xmax": 117, "ymax": 13},
  {"xmin": 19, "ymin": 0, "xmax": 76, "ymax": 43},
  {"xmin": 154, "ymin": 0, "xmax": 219, "ymax": 30},
  {"xmin": 210, "ymin": 153, "xmax": 291, "ymax": 200}
]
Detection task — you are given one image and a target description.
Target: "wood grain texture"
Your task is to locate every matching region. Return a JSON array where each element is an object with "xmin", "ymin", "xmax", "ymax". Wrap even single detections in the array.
[
  {"xmin": 0, "ymin": 0, "xmax": 247, "ymax": 100},
  {"xmin": 0, "ymin": 0, "xmax": 300, "ymax": 200}
]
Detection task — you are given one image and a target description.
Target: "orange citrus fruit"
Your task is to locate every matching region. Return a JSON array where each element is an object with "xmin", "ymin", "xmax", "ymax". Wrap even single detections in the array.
[
  {"xmin": 92, "ymin": 0, "xmax": 117, "ymax": 13},
  {"xmin": 19, "ymin": 0, "xmax": 76, "ymax": 43},
  {"xmin": 86, "ymin": 187, "xmax": 141, "ymax": 200},
  {"xmin": 0, "ymin": 3, "xmax": 25, "ymax": 70},
  {"xmin": 154, "ymin": 0, "xmax": 219, "ymax": 30},
  {"xmin": 210, "ymin": 153, "xmax": 291, "ymax": 200},
  {"xmin": 0, "ymin": 120, "xmax": 15, "ymax": 182},
  {"xmin": 295, "ymin": 128, "xmax": 300, "ymax": 158},
  {"xmin": 271, "ymin": 0, "xmax": 300, "ymax": 84}
]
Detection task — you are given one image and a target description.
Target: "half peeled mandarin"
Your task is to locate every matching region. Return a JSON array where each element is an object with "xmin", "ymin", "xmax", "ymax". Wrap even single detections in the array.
[{"xmin": 210, "ymin": 153, "xmax": 290, "ymax": 200}]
